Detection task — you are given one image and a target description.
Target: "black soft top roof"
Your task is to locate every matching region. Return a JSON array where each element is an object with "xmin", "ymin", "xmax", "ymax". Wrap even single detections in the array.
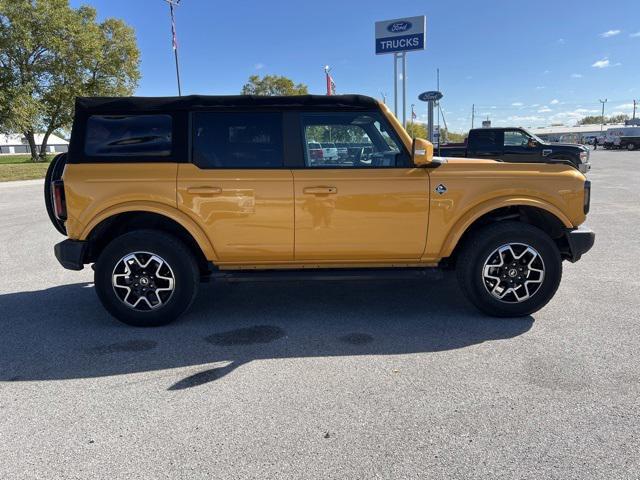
[{"xmin": 75, "ymin": 94, "xmax": 379, "ymax": 113}]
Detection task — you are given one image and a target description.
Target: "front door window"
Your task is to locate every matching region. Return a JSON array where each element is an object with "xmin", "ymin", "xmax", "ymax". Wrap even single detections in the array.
[{"xmin": 302, "ymin": 112, "xmax": 408, "ymax": 168}]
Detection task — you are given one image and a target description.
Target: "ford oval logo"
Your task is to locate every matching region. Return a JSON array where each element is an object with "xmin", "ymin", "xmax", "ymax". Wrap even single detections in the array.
[{"xmin": 387, "ymin": 21, "xmax": 412, "ymax": 33}]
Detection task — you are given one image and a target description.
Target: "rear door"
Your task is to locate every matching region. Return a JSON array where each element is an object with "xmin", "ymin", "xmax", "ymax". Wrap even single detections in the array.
[
  {"xmin": 468, "ymin": 129, "xmax": 504, "ymax": 159},
  {"xmin": 292, "ymin": 111, "xmax": 430, "ymax": 261},
  {"xmin": 177, "ymin": 111, "xmax": 294, "ymax": 263}
]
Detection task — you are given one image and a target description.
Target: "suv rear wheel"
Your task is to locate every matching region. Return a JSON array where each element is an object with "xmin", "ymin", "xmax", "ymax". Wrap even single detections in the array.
[
  {"xmin": 457, "ymin": 222, "xmax": 562, "ymax": 317},
  {"xmin": 94, "ymin": 230, "xmax": 199, "ymax": 326}
]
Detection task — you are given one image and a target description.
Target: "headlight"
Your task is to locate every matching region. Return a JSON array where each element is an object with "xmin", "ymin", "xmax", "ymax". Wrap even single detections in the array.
[{"xmin": 580, "ymin": 151, "xmax": 588, "ymax": 161}]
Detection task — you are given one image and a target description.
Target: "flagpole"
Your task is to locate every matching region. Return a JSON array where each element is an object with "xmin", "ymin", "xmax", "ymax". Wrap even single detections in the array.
[{"xmin": 166, "ymin": 0, "xmax": 182, "ymax": 96}]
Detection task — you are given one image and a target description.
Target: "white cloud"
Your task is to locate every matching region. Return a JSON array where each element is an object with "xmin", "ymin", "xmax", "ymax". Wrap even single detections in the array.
[
  {"xmin": 507, "ymin": 115, "xmax": 545, "ymax": 124},
  {"xmin": 557, "ymin": 38, "xmax": 565, "ymax": 44},
  {"xmin": 542, "ymin": 70, "xmax": 551, "ymax": 74},
  {"xmin": 571, "ymin": 73, "xmax": 583, "ymax": 78},
  {"xmin": 538, "ymin": 107, "xmax": 553, "ymax": 113},
  {"xmin": 511, "ymin": 102, "xmax": 524, "ymax": 107},
  {"xmin": 600, "ymin": 29, "xmax": 621, "ymax": 38},
  {"xmin": 550, "ymin": 99, "xmax": 560, "ymax": 105},
  {"xmin": 535, "ymin": 86, "xmax": 546, "ymax": 90},
  {"xmin": 631, "ymin": 32, "xmax": 640, "ymax": 38},
  {"xmin": 254, "ymin": 63, "xmax": 265, "ymax": 70},
  {"xmin": 616, "ymin": 103, "xmax": 635, "ymax": 109},
  {"xmin": 592, "ymin": 58, "xmax": 610, "ymax": 68}
]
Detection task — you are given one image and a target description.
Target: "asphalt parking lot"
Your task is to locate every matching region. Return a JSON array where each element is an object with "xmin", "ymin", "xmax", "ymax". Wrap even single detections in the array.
[{"xmin": 1, "ymin": 149, "xmax": 638, "ymax": 479}]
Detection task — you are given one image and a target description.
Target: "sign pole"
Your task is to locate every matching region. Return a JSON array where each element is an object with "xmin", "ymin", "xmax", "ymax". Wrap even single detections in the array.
[
  {"xmin": 375, "ymin": 16, "xmax": 426, "ymax": 124},
  {"xmin": 402, "ymin": 52, "xmax": 407, "ymax": 128},
  {"xmin": 393, "ymin": 53, "xmax": 398, "ymax": 118}
]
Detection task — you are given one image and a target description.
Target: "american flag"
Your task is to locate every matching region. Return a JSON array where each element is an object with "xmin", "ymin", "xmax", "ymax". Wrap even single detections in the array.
[{"xmin": 170, "ymin": 1, "xmax": 179, "ymax": 51}]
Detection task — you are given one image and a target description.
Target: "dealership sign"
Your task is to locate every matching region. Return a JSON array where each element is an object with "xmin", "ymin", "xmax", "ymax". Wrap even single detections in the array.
[{"xmin": 375, "ymin": 16, "xmax": 426, "ymax": 55}]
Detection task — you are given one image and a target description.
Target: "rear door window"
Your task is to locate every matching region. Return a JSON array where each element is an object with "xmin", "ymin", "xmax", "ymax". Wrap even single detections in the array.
[
  {"xmin": 85, "ymin": 115, "xmax": 172, "ymax": 157},
  {"xmin": 192, "ymin": 112, "xmax": 284, "ymax": 168}
]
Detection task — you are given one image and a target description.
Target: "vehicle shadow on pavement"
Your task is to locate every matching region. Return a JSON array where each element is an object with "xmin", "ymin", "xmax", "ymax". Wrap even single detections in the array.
[{"xmin": 0, "ymin": 274, "xmax": 534, "ymax": 389}]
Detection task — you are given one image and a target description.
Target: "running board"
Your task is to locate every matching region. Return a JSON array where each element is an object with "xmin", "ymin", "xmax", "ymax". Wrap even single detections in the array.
[{"xmin": 206, "ymin": 267, "xmax": 443, "ymax": 283}]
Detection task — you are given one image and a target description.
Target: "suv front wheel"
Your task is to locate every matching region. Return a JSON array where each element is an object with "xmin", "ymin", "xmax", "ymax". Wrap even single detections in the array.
[
  {"xmin": 457, "ymin": 222, "xmax": 562, "ymax": 317},
  {"xmin": 94, "ymin": 230, "xmax": 199, "ymax": 327}
]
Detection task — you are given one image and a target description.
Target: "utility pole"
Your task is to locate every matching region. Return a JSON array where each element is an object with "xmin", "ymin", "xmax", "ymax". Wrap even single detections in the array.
[
  {"xmin": 471, "ymin": 104, "xmax": 475, "ymax": 129},
  {"xmin": 380, "ymin": 91, "xmax": 387, "ymax": 105},
  {"xmin": 633, "ymin": 99, "xmax": 637, "ymax": 120},
  {"xmin": 599, "ymin": 98, "xmax": 608, "ymax": 132},
  {"xmin": 165, "ymin": 0, "xmax": 182, "ymax": 96}
]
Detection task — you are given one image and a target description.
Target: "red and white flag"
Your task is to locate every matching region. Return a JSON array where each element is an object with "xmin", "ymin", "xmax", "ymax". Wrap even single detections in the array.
[
  {"xmin": 326, "ymin": 73, "xmax": 336, "ymax": 96},
  {"xmin": 170, "ymin": 3, "xmax": 178, "ymax": 51}
]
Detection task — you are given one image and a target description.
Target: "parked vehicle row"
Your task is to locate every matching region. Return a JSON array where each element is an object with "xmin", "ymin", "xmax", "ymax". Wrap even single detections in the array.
[{"xmin": 601, "ymin": 127, "xmax": 640, "ymax": 151}]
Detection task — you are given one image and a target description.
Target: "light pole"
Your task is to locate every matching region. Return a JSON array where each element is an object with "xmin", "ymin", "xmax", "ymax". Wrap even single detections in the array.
[
  {"xmin": 599, "ymin": 98, "xmax": 608, "ymax": 132},
  {"xmin": 165, "ymin": 0, "xmax": 182, "ymax": 96}
]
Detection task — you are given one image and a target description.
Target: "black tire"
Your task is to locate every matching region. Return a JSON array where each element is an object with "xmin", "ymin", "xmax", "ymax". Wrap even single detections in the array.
[
  {"xmin": 94, "ymin": 230, "xmax": 199, "ymax": 327},
  {"xmin": 627, "ymin": 143, "xmax": 636, "ymax": 151},
  {"xmin": 456, "ymin": 222, "xmax": 562, "ymax": 317},
  {"xmin": 44, "ymin": 153, "xmax": 68, "ymax": 235}
]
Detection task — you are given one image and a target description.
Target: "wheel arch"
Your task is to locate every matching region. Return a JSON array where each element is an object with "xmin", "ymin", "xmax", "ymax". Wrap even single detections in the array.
[
  {"xmin": 440, "ymin": 197, "xmax": 573, "ymax": 263},
  {"xmin": 81, "ymin": 204, "xmax": 217, "ymax": 273}
]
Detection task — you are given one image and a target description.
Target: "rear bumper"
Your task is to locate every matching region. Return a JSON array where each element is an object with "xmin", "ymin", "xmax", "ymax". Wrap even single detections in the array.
[
  {"xmin": 54, "ymin": 239, "xmax": 87, "ymax": 271},
  {"xmin": 564, "ymin": 226, "xmax": 595, "ymax": 262}
]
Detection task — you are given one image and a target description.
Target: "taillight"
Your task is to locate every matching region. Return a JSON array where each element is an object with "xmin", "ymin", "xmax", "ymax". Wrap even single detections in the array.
[
  {"xmin": 52, "ymin": 180, "xmax": 67, "ymax": 221},
  {"xmin": 583, "ymin": 180, "xmax": 591, "ymax": 214}
]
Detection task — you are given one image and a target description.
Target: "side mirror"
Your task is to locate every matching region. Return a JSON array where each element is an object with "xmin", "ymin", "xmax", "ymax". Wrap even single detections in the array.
[{"xmin": 412, "ymin": 137, "xmax": 434, "ymax": 167}]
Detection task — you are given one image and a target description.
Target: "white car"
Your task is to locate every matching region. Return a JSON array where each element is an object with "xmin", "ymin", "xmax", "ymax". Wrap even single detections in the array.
[{"xmin": 321, "ymin": 143, "xmax": 338, "ymax": 161}]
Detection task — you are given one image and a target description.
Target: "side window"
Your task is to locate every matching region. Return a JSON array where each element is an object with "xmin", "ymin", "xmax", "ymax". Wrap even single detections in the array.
[
  {"xmin": 472, "ymin": 130, "xmax": 498, "ymax": 148},
  {"xmin": 504, "ymin": 130, "xmax": 529, "ymax": 147},
  {"xmin": 85, "ymin": 115, "xmax": 172, "ymax": 157},
  {"xmin": 192, "ymin": 112, "xmax": 283, "ymax": 168},
  {"xmin": 301, "ymin": 112, "xmax": 407, "ymax": 168}
]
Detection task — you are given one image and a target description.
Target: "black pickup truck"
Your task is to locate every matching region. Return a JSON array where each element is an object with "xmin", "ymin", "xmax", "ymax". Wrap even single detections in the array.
[{"xmin": 439, "ymin": 128, "xmax": 590, "ymax": 173}]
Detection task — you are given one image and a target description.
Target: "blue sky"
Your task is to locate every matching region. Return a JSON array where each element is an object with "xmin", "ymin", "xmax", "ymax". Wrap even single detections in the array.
[{"xmin": 72, "ymin": 0, "xmax": 640, "ymax": 132}]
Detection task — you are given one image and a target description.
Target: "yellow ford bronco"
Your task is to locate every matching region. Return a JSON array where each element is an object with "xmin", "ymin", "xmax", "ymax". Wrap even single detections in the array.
[{"xmin": 46, "ymin": 95, "xmax": 594, "ymax": 326}]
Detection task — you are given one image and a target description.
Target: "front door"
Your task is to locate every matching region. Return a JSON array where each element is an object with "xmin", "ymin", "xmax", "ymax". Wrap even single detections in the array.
[
  {"xmin": 177, "ymin": 111, "xmax": 293, "ymax": 263},
  {"xmin": 502, "ymin": 129, "xmax": 542, "ymax": 163},
  {"xmin": 293, "ymin": 111, "xmax": 430, "ymax": 261}
]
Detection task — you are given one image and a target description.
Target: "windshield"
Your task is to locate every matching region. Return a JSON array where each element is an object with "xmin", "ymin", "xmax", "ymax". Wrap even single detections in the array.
[{"xmin": 521, "ymin": 129, "xmax": 544, "ymax": 143}]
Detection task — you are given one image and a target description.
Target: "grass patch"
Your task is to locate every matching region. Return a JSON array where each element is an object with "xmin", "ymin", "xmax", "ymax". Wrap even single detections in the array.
[{"xmin": 0, "ymin": 155, "xmax": 51, "ymax": 181}]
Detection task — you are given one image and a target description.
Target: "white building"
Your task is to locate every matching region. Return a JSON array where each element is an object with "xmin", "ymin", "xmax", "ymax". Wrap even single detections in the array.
[
  {"xmin": 0, "ymin": 133, "xmax": 69, "ymax": 154},
  {"xmin": 529, "ymin": 124, "xmax": 626, "ymax": 143}
]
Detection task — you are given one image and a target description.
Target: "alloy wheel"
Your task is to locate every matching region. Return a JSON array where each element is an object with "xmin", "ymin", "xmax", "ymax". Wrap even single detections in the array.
[
  {"xmin": 112, "ymin": 251, "xmax": 175, "ymax": 310},
  {"xmin": 482, "ymin": 243, "xmax": 545, "ymax": 303}
]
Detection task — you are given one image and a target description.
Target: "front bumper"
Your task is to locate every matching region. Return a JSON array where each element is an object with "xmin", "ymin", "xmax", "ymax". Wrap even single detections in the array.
[
  {"xmin": 564, "ymin": 226, "xmax": 595, "ymax": 262},
  {"xmin": 54, "ymin": 239, "xmax": 88, "ymax": 271}
]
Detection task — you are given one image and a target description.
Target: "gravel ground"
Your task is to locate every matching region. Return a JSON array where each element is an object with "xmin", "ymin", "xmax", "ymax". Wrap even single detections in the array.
[{"xmin": 0, "ymin": 149, "xmax": 638, "ymax": 479}]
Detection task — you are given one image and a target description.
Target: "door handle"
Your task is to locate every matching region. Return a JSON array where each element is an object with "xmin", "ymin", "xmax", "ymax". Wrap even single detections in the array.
[
  {"xmin": 186, "ymin": 186, "xmax": 222, "ymax": 195},
  {"xmin": 303, "ymin": 186, "xmax": 337, "ymax": 195}
]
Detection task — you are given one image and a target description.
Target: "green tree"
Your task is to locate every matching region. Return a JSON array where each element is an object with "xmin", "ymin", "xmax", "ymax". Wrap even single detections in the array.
[
  {"xmin": 578, "ymin": 115, "xmax": 604, "ymax": 125},
  {"xmin": 0, "ymin": 0, "xmax": 140, "ymax": 161},
  {"xmin": 608, "ymin": 114, "xmax": 629, "ymax": 124},
  {"xmin": 578, "ymin": 114, "xmax": 629, "ymax": 126},
  {"xmin": 440, "ymin": 128, "xmax": 466, "ymax": 143},
  {"xmin": 405, "ymin": 122, "xmax": 427, "ymax": 138},
  {"xmin": 241, "ymin": 74, "xmax": 308, "ymax": 96}
]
